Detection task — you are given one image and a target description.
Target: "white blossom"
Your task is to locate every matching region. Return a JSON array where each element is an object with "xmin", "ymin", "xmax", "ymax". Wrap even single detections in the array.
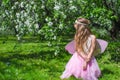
[
  {"xmin": 20, "ymin": 28, "xmax": 24, "ymax": 33},
  {"xmin": 11, "ymin": 6, "xmax": 14, "ymax": 9},
  {"xmin": 54, "ymin": 51, "xmax": 57, "ymax": 56},
  {"xmin": 48, "ymin": 42, "xmax": 52, "ymax": 46},
  {"xmin": 29, "ymin": 28, "xmax": 33, "ymax": 32},
  {"xmin": 33, "ymin": 5, "xmax": 37, "ymax": 9},
  {"xmin": 48, "ymin": 22, "xmax": 53, "ymax": 26},
  {"xmin": 41, "ymin": 5, "xmax": 45, "ymax": 9},
  {"xmin": 24, "ymin": 13, "xmax": 27, "ymax": 17},
  {"xmin": 5, "ymin": 10, "xmax": 9, "ymax": 15},
  {"xmin": 35, "ymin": 14, "xmax": 39, "ymax": 19},
  {"xmin": 60, "ymin": 12, "xmax": 66, "ymax": 18},
  {"xmin": 26, "ymin": 4, "xmax": 29, "ymax": 8},
  {"xmin": 16, "ymin": 13, "xmax": 20, "ymax": 18},
  {"xmin": 69, "ymin": 6, "xmax": 77, "ymax": 10},
  {"xmin": 53, "ymin": 36, "xmax": 56, "ymax": 40},
  {"xmin": 45, "ymin": 17, "xmax": 49, "ymax": 22},
  {"xmin": 69, "ymin": 0, "xmax": 73, "ymax": 3},
  {"xmin": 54, "ymin": 49, "xmax": 59, "ymax": 56},
  {"xmin": 54, "ymin": 5, "xmax": 60, "ymax": 10},
  {"xmin": 59, "ymin": 23, "xmax": 63, "ymax": 29},
  {"xmin": 38, "ymin": 30, "xmax": 42, "ymax": 34},
  {"xmin": 2, "ymin": 13, "xmax": 6, "ymax": 17},
  {"xmin": 31, "ymin": 1, "xmax": 34, "ymax": 5},
  {"xmin": 15, "ymin": 2, "xmax": 19, "ymax": 5},
  {"xmin": 16, "ymin": 18, "xmax": 20, "ymax": 23},
  {"xmin": 49, "ymin": 29, "xmax": 53, "ymax": 32},
  {"xmin": 15, "ymin": 25, "xmax": 18, "ymax": 29},
  {"xmin": 43, "ymin": 12, "xmax": 46, "ymax": 15},
  {"xmin": 20, "ymin": 2, "xmax": 24, "ymax": 8},
  {"xmin": 20, "ymin": 11, "xmax": 24, "ymax": 14},
  {"xmin": 16, "ymin": 34, "xmax": 21, "ymax": 41},
  {"xmin": 35, "ymin": 24, "xmax": 39, "ymax": 29},
  {"xmin": 25, "ymin": 20, "xmax": 30, "ymax": 26}
]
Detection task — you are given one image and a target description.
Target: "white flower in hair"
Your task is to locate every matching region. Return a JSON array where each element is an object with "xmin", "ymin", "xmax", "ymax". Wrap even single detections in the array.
[{"xmin": 75, "ymin": 20, "xmax": 87, "ymax": 25}]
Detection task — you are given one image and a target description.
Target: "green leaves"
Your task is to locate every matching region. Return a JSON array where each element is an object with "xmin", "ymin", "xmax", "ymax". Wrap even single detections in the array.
[
  {"xmin": 1, "ymin": 0, "xmax": 120, "ymax": 55},
  {"xmin": 2, "ymin": 0, "xmax": 9, "ymax": 5}
]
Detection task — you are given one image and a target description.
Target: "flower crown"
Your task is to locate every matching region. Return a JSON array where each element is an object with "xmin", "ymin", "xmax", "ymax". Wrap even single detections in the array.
[{"xmin": 75, "ymin": 20, "xmax": 87, "ymax": 25}]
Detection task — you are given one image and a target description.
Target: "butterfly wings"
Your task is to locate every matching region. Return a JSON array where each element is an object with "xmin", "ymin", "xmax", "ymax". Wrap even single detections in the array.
[
  {"xmin": 65, "ymin": 39, "xmax": 108, "ymax": 55},
  {"xmin": 65, "ymin": 40, "xmax": 75, "ymax": 54}
]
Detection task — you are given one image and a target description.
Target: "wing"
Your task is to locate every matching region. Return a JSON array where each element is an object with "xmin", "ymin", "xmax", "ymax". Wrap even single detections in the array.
[
  {"xmin": 65, "ymin": 39, "xmax": 108, "ymax": 54},
  {"xmin": 65, "ymin": 40, "xmax": 75, "ymax": 54},
  {"xmin": 96, "ymin": 39, "xmax": 108, "ymax": 53}
]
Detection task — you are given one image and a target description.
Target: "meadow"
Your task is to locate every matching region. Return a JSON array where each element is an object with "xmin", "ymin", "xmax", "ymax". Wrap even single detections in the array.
[{"xmin": 0, "ymin": 36, "xmax": 120, "ymax": 80}]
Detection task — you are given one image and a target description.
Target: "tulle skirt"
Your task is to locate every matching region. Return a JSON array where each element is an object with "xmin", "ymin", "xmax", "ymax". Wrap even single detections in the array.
[{"xmin": 60, "ymin": 52, "xmax": 101, "ymax": 80}]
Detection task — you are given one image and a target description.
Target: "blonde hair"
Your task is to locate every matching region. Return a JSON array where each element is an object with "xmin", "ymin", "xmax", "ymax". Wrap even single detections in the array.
[{"xmin": 74, "ymin": 18, "xmax": 92, "ymax": 53}]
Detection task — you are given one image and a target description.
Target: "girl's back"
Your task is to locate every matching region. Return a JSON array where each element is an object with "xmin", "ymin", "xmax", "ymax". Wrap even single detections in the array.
[{"xmin": 83, "ymin": 35, "xmax": 101, "ymax": 56}]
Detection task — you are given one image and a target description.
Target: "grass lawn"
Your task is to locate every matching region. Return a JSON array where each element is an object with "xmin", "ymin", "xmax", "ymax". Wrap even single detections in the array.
[{"xmin": 0, "ymin": 36, "xmax": 120, "ymax": 80}]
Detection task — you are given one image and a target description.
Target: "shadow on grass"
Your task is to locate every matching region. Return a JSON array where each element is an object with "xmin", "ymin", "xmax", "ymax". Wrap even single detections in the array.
[
  {"xmin": 101, "ymin": 68, "xmax": 114, "ymax": 75},
  {"xmin": 0, "ymin": 49, "xmax": 67, "ymax": 66},
  {"xmin": 110, "ymin": 53, "xmax": 120, "ymax": 63},
  {"xmin": 100, "ymin": 68, "xmax": 114, "ymax": 79}
]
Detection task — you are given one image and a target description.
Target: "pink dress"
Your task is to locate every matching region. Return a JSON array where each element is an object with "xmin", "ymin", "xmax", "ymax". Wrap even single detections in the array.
[{"xmin": 60, "ymin": 36, "xmax": 108, "ymax": 80}]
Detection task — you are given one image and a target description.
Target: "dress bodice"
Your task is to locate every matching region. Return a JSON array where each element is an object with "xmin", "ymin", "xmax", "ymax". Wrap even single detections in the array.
[
  {"xmin": 83, "ymin": 36, "xmax": 92, "ymax": 53},
  {"xmin": 83, "ymin": 35, "xmax": 101, "ymax": 56}
]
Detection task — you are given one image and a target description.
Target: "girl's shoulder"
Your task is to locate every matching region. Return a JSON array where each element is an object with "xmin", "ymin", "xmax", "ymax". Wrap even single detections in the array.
[{"xmin": 90, "ymin": 35, "xmax": 96, "ymax": 39}]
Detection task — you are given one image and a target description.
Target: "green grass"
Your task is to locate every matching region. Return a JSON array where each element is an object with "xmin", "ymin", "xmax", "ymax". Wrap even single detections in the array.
[{"xmin": 0, "ymin": 36, "xmax": 120, "ymax": 80}]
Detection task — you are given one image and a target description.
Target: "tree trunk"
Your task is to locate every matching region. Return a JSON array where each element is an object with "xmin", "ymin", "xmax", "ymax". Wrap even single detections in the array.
[{"xmin": 110, "ymin": 19, "xmax": 120, "ymax": 39}]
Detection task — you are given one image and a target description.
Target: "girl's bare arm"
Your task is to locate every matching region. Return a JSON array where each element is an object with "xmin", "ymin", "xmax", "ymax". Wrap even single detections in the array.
[
  {"xmin": 77, "ymin": 50, "xmax": 88, "ymax": 60},
  {"xmin": 87, "ymin": 35, "xmax": 96, "ymax": 60},
  {"xmin": 78, "ymin": 35, "xmax": 96, "ymax": 62}
]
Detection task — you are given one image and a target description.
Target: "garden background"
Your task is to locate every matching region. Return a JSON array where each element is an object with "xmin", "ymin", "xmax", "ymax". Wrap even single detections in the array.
[{"xmin": 0, "ymin": 0, "xmax": 120, "ymax": 80}]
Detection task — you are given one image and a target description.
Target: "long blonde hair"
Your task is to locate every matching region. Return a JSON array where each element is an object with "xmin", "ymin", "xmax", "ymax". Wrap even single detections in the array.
[{"xmin": 74, "ymin": 18, "xmax": 92, "ymax": 53}]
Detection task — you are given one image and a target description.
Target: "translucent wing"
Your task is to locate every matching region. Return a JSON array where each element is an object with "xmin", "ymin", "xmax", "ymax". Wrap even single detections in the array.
[
  {"xmin": 96, "ymin": 39, "xmax": 108, "ymax": 53},
  {"xmin": 65, "ymin": 40, "xmax": 75, "ymax": 54},
  {"xmin": 65, "ymin": 39, "xmax": 108, "ymax": 54}
]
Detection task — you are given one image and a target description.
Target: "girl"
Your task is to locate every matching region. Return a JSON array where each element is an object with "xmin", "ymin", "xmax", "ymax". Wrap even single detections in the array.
[{"xmin": 60, "ymin": 18, "xmax": 106, "ymax": 80}]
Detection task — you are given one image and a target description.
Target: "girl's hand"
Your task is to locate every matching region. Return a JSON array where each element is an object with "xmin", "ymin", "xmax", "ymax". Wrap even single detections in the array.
[
  {"xmin": 83, "ymin": 62, "xmax": 87, "ymax": 70},
  {"xmin": 87, "ymin": 56, "xmax": 91, "ymax": 62},
  {"xmin": 84, "ymin": 55, "xmax": 91, "ymax": 63}
]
